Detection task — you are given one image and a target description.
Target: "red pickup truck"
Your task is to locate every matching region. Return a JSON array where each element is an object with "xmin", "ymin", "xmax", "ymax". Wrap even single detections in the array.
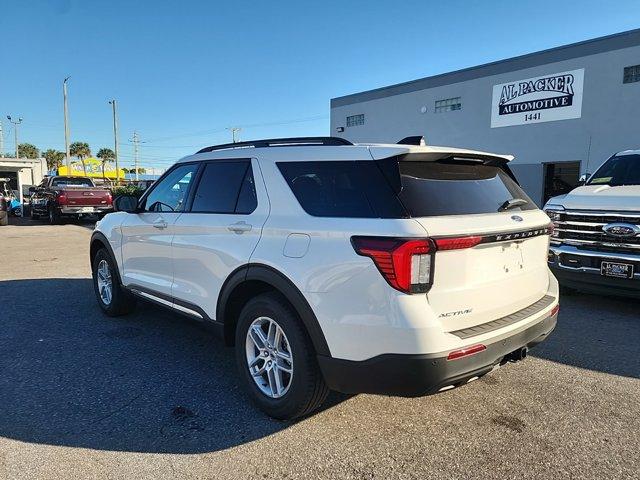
[{"xmin": 30, "ymin": 176, "xmax": 113, "ymax": 224}]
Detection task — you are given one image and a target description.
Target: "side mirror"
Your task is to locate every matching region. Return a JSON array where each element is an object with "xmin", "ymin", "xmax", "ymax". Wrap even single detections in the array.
[
  {"xmin": 576, "ymin": 173, "xmax": 590, "ymax": 187},
  {"xmin": 114, "ymin": 194, "xmax": 139, "ymax": 213}
]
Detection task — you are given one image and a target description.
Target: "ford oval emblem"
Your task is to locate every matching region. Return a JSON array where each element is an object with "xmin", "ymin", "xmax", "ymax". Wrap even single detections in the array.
[
  {"xmin": 602, "ymin": 222, "xmax": 640, "ymax": 238},
  {"xmin": 511, "ymin": 215, "xmax": 523, "ymax": 222}
]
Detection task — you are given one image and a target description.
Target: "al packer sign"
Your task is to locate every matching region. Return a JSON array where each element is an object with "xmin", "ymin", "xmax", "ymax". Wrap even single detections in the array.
[{"xmin": 491, "ymin": 69, "xmax": 584, "ymax": 128}]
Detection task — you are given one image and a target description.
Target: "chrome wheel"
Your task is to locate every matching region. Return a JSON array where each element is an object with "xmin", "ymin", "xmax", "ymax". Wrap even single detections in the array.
[
  {"xmin": 245, "ymin": 316, "xmax": 294, "ymax": 398},
  {"xmin": 96, "ymin": 259, "xmax": 113, "ymax": 305}
]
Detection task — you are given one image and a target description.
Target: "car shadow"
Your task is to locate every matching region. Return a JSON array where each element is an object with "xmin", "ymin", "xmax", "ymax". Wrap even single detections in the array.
[
  {"xmin": 0, "ymin": 278, "xmax": 347, "ymax": 453},
  {"xmin": 531, "ymin": 291, "xmax": 640, "ymax": 379},
  {"xmin": 5, "ymin": 216, "xmax": 97, "ymax": 229}
]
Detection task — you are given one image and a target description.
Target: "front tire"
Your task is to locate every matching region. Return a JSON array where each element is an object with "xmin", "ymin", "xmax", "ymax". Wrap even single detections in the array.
[
  {"xmin": 235, "ymin": 292, "xmax": 329, "ymax": 420},
  {"xmin": 92, "ymin": 248, "xmax": 136, "ymax": 316}
]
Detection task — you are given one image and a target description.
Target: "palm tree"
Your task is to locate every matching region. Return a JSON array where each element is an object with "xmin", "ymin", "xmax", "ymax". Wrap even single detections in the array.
[
  {"xmin": 42, "ymin": 149, "xmax": 65, "ymax": 172},
  {"xmin": 18, "ymin": 143, "xmax": 39, "ymax": 159},
  {"xmin": 96, "ymin": 148, "xmax": 116, "ymax": 181},
  {"xmin": 69, "ymin": 141, "xmax": 91, "ymax": 175}
]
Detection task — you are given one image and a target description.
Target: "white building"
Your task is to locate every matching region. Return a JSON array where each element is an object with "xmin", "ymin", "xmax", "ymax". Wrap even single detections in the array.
[
  {"xmin": 0, "ymin": 157, "xmax": 48, "ymax": 204},
  {"xmin": 330, "ymin": 29, "xmax": 640, "ymax": 205}
]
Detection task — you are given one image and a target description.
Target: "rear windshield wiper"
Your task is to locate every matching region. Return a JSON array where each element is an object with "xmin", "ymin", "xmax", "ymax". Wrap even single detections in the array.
[{"xmin": 498, "ymin": 198, "xmax": 528, "ymax": 211}]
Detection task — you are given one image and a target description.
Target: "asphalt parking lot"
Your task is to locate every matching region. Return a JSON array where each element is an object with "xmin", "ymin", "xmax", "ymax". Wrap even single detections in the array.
[{"xmin": 0, "ymin": 219, "xmax": 638, "ymax": 479}]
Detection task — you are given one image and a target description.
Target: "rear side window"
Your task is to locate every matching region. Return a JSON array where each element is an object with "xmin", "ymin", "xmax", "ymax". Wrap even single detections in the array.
[
  {"xmin": 393, "ymin": 160, "xmax": 536, "ymax": 216},
  {"xmin": 277, "ymin": 161, "xmax": 406, "ymax": 218},
  {"xmin": 191, "ymin": 160, "xmax": 257, "ymax": 214}
]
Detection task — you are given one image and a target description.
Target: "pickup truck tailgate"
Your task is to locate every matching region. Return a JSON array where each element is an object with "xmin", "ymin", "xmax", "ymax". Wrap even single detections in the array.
[{"xmin": 63, "ymin": 188, "xmax": 112, "ymax": 206}]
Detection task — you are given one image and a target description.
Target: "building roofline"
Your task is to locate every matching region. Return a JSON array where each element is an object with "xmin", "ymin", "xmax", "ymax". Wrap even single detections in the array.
[{"xmin": 331, "ymin": 28, "xmax": 640, "ymax": 108}]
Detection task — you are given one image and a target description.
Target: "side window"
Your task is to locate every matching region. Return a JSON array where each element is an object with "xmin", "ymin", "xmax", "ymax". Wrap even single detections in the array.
[
  {"xmin": 235, "ymin": 167, "xmax": 258, "ymax": 214},
  {"xmin": 277, "ymin": 161, "xmax": 405, "ymax": 218},
  {"xmin": 191, "ymin": 160, "xmax": 257, "ymax": 214},
  {"xmin": 144, "ymin": 163, "xmax": 198, "ymax": 212}
]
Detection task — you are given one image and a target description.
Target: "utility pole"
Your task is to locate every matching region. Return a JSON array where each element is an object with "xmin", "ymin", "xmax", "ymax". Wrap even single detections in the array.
[
  {"xmin": 7, "ymin": 116, "xmax": 22, "ymax": 159},
  {"xmin": 131, "ymin": 131, "xmax": 140, "ymax": 181},
  {"xmin": 227, "ymin": 127, "xmax": 241, "ymax": 143},
  {"xmin": 63, "ymin": 77, "xmax": 71, "ymax": 175},
  {"xmin": 0, "ymin": 120, "xmax": 4, "ymax": 157},
  {"xmin": 109, "ymin": 100, "xmax": 120, "ymax": 184},
  {"xmin": 7, "ymin": 115, "xmax": 24, "ymax": 207}
]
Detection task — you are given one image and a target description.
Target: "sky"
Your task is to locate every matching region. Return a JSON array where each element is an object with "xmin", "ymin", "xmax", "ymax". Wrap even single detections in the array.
[{"xmin": 1, "ymin": 0, "xmax": 640, "ymax": 172}]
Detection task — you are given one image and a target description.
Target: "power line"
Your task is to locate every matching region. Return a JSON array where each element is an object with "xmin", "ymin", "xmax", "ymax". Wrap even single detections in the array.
[{"xmin": 142, "ymin": 114, "xmax": 328, "ymax": 143}]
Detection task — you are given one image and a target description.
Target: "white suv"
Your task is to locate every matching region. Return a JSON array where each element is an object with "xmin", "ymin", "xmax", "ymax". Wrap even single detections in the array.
[{"xmin": 90, "ymin": 136, "xmax": 559, "ymax": 419}]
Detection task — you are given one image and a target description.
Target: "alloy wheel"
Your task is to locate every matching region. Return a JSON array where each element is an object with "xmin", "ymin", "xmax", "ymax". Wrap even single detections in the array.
[
  {"xmin": 96, "ymin": 259, "xmax": 113, "ymax": 305},
  {"xmin": 245, "ymin": 316, "xmax": 294, "ymax": 398}
]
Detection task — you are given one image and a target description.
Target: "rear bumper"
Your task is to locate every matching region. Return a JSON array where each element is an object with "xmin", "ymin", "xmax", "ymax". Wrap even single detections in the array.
[
  {"xmin": 317, "ymin": 312, "xmax": 557, "ymax": 397},
  {"xmin": 60, "ymin": 206, "xmax": 112, "ymax": 215},
  {"xmin": 549, "ymin": 244, "xmax": 640, "ymax": 297}
]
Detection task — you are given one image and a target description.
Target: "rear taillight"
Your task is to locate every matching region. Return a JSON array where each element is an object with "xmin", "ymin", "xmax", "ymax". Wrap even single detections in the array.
[
  {"xmin": 351, "ymin": 237, "xmax": 434, "ymax": 294},
  {"xmin": 435, "ymin": 236, "xmax": 482, "ymax": 250},
  {"xmin": 551, "ymin": 304, "xmax": 559, "ymax": 316},
  {"xmin": 352, "ymin": 234, "xmax": 486, "ymax": 294},
  {"xmin": 57, "ymin": 192, "xmax": 67, "ymax": 205},
  {"xmin": 105, "ymin": 192, "xmax": 113, "ymax": 205}
]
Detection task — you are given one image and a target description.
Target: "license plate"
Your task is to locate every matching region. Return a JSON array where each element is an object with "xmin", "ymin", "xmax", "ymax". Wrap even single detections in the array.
[
  {"xmin": 601, "ymin": 261, "xmax": 634, "ymax": 279},
  {"xmin": 79, "ymin": 207, "xmax": 95, "ymax": 213}
]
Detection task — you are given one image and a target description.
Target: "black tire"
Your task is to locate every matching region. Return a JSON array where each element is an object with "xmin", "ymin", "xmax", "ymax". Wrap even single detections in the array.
[
  {"xmin": 92, "ymin": 248, "xmax": 137, "ymax": 316},
  {"xmin": 30, "ymin": 208, "xmax": 39, "ymax": 220},
  {"xmin": 235, "ymin": 292, "xmax": 329, "ymax": 420},
  {"xmin": 47, "ymin": 204, "xmax": 61, "ymax": 225}
]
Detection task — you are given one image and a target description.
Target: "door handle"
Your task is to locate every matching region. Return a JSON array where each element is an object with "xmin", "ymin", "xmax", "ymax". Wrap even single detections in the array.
[
  {"xmin": 153, "ymin": 219, "xmax": 168, "ymax": 229},
  {"xmin": 228, "ymin": 221, "xmax": 252, "ymax": 234}
]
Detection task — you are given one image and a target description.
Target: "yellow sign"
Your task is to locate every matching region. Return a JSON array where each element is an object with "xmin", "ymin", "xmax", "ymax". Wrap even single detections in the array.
[{"xmin": 58, "ymin": 157, "xmax": 126, "ymax": 179}]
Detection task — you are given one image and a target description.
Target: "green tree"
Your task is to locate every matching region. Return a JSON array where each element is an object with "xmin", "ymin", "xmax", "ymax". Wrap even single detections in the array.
[
  {"xmin": 96, "ymin": 147, "xmax": 116, "ymax": 181},
  {"xmin": 69, "ymin": 141, "xmax": 91, "ymax": 175},
  {"xmin": 42, "ymin": 149, "xmax": 65, "ymax": 171},
  {"xmin": 18, "ymin": 143, "xmax": 39, "ymax": 159}
]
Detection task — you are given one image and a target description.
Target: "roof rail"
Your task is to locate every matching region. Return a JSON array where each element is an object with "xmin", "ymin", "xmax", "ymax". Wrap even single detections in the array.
[{"xmin": 196, "ymin": 136, "xmax": 353, "ymax": 154}]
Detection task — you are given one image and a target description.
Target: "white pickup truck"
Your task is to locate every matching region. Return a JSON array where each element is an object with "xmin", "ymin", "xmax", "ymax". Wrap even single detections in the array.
[{"xmin": 544, "ymin": 150, "xmax": 640, "ymax": 297}]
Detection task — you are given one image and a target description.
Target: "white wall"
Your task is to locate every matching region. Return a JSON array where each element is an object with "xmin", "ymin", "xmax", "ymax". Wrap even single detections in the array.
[{"xmin": 331, "ymin": 44, "xmax": 640, "ymax": 205}]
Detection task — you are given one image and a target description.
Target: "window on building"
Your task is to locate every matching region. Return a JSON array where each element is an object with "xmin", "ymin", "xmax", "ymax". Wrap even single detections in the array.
[
  {"xmin": 623, "ymin": 65, "xmax": 640, "ymax": 84},
  {"xmin": 434, "ymin": 97, "xmax": 462, "ymax": 113},
  {"xmin": 346, "ymin": 114, "xmax": 365, "ymax": 127}
]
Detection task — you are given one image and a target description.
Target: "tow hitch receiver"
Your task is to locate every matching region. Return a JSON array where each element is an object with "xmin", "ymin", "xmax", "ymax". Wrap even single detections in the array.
[{"xmin": 504, "ymin": 347, "xmax": 528, "ymax": 363}]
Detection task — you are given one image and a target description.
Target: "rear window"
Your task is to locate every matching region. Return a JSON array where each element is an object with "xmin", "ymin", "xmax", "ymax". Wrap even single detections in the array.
[
  {"xmin": 277, "ymin": 158, "xmax": 535, "ymax": 218},
  {"xmin": 51, "ymin": 177, "xmax": 94, "ymax": 187},
  {"xmin": 277, "ymin": 161, "xmax": 405, "ymax": 218},
  {"xmin": 394, "ymin": 160, "xmax": 536, "ymax": 216}
]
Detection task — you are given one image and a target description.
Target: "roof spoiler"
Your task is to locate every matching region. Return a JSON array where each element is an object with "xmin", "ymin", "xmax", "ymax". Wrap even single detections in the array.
[{"xmin": 397, "ymin": 136, "xmax": 426, "ymax": 146}]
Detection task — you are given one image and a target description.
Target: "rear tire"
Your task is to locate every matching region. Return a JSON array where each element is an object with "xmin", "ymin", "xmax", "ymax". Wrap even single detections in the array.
[
  {"xmin": 235, "ymin": 292, "xmax": 329, "ymax": 420},
  {"xmin": 92, "ymin": 248, "xmax": 137, "ymax": 316}
]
